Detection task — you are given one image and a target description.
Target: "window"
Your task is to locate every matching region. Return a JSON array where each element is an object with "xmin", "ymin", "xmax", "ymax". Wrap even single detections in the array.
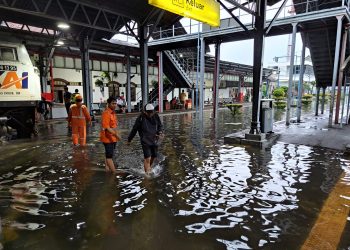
[
  {"xmin": 54, "ymin": 56, "xmax": 64, "ymax": 67},
  {"xmin": 93, "ymin": 60, "xmax": 101, "ymax": 71},
  {"xmin": 75, "ymin": 58, "xmax": 82, "ymax": 69},
  {"xmin": 0, "ymin": 47, "xmax": 17, "ymax": 61},
  {"xmin": 65, "ymin": 57, "xmax": 74, "ymax": 68},
  {"xmin": 101, "ymin": 61, "xmax": 108, "ymax": 71},
  {"xmin": 109, "ymin": 62, "xmax": 116, "ymax": 72}
]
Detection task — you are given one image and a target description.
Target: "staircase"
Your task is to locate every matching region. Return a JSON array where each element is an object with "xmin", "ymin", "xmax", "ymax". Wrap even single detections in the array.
[{"xmin": 293, "ymin": 0, "xmax": 347, "ymax": 87}]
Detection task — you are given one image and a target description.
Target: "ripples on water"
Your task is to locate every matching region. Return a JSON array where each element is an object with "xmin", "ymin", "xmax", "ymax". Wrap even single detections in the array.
[{"xmin": 0, "ymin": 109, "xmax": 349, "ymax": 249}]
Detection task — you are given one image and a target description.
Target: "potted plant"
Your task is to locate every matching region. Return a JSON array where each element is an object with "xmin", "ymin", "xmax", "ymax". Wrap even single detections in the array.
[{"xmin": 273, "ymin": 87, "xmax": 286, "ymax": 109}]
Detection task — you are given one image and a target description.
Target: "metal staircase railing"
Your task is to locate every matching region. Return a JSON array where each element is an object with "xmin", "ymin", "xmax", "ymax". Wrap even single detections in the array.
[{"xmin": 164, "ymin": 50, "xmax": 193, "ymax": 88}]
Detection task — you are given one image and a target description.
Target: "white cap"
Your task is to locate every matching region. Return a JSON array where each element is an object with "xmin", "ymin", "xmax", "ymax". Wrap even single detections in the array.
[{"xmin": 145, "ymin": 103, "xmax": 155, "ymax": 111}]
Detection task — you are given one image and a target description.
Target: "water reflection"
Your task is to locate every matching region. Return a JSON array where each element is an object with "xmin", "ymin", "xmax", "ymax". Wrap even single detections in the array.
[{"xmin": 0, "ymin": 107, "xmax": 349, "ymax": 249}]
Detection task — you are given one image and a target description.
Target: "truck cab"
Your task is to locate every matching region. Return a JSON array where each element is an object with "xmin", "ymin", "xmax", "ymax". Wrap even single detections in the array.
[{"xmin": 0, "ymin": 42, "xmax": 41, "ymax": 138}]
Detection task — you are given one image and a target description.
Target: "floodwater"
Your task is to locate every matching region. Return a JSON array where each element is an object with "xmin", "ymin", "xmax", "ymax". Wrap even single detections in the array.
[{"xmin": 0, "ymin": 106, "xmax": 350, "ymax": 249}]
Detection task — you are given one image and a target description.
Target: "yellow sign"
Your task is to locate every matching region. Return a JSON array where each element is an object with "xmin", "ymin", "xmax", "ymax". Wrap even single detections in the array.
[{"xmin": 149, "ymin": 0, "xmax": 220, "ymax": 27}]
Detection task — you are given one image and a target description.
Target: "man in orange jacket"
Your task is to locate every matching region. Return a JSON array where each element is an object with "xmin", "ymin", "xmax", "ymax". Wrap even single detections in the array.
[
  {"xmin": 100, "ymin": 97, "xmax": 119, "ymax": 172},
  {"xmin": 68, "ymin": 95, "xmax": 91, "ymax": 146}
]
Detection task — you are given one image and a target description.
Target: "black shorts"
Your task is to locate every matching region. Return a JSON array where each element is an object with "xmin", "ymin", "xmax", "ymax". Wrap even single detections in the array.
[
  {"xmin": 103, "ymin": 142, "xmax": 116, "ymax": 159},
  {"xmin": 142, "ymin": 145, "xmax": 158, "ymax": 159}
]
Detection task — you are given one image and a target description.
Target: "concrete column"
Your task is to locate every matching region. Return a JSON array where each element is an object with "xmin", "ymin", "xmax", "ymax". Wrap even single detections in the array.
[
  {"xmin": 250, "ymin": 0, "xmax": 266, "ymax": 134},
  {"xmin": 126, "ymin": 54, "xmax": 131, "ymax": 113},
  {"xmin": 329, "ymin": 15, "xmax": 344, "ymax": 127},
  {"xmin": 213, "ymin": 42, "xmax": 221, "ymax": 118},
  {"xmin": 335, "ymin": 26, "xmax": 349, "ymax": 123},
  {"xmin": 200, "ymin": 37, "xmax": 205, "ymax": 117},
  {"xmin": 196, "ymin": 30, "xmax": 200, "ymax": 111},
  {"xmin": 80, "ymin": 35, "xmax": 92, "ymax": 113},
  {"xmin": 286, "ymin": 23, "xmax": 298, "ymax": 125},
  {"xmin": 158, "ymin": 51, "xmax": 164, "ymax": 113},
  {"xmin": 321, "ymin": 87, "xmax": 326, "ymax": 114},
  {"xmin": 139, "ymin": 25, "xmax": 149, "ymax": 105},
  {"xmin": 297, "ymin": 42, "xmax": 306, "ymax": 122},
  {"xmin": 315, "ymin": 86, "xmax": 320, "ymax": 116}
]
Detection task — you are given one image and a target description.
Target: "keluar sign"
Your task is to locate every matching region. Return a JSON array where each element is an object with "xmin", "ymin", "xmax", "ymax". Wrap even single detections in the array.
[{"xmin": 149, "ymin": 0, "xmax": 220, "ymax": 27}]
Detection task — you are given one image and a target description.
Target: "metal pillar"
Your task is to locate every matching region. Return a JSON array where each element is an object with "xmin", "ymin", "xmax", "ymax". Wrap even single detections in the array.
[
  {"xmin": 126, "ymin": 54, "xmax": 131, "ymax": 113},
  {"xmin": 199, "ymin": 37, "xmax": 205, "ymax": 117},
  {"xmin": 238, "ymin": 76, "xmax": 242, "ymax": 101},
  {"xmin": 158, "ymin": 51, "xmax": 164, "ymax": 113},
  {"xmin": 213, "ymin": 42, "xmax": 221, "ymax": 119},
  {"xmin": 329, "ymin": 15, "xmax": 344, "ymax": 127},
  {"xmin": 321, "ymin": 87, "xmax": 326, "ymax": 114},
  {"xmin": 80, "ymin": 36, "xmax": 92, "ymax": 113},
  {"xmin": 346, "ymin": 84, "xmax": 350, "ymax": 123},
  {"xmin": 38, "ymin": 56, "xmax": 46, "ymax": 93},
  {"xmin": 286, "ymin": 23, "xmax": 298, "ymax": 125},
  {"xmin": 340, "ymin": 79, "xmax": 347, "ymax": 127},
  {"xmin": 196, "ymin": 27, "xmax": 200, "ymax": 111},
  {"xmin": 297, "ymin": 42, "xmax": 306, "ymax": 122},
  {"xmin": 139, "ymin": 25, "xmax": 149, "ymax": 105},
  {"xmin": 335, "ymin": 25, "xmax": 349, "ymax": 124},
  {"xmin": 315, "ymin": 86, "xmax": 320, "ymax": 116},
  {"xmin": 250, "ymin": 0, "xmax": 266, "ymax": 134}
]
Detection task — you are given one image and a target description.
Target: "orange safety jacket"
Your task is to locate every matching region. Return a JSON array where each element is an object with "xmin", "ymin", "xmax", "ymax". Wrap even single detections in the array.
[
  {"xmin": 68, "ymin": 104, "xmax": 91, "ymax": 127},
  {"xmin": 100, "ymin": 107, "xmax": 119, "ymax": 143}
]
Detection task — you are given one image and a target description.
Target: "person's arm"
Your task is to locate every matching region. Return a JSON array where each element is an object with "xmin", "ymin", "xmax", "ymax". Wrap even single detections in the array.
[
  {"xmin": 68, "ymin": 107, "xmax": 72, "ymax": 125},
  {"xmin": 127, "ymin": 115, "xmax": 141, "ymax": 142},
  {"xmin": 156, "ymin": 114, "xmax": 164, "ymax": 134},
  {"xmin": 82, "ymin": 106, "xmax": 92, "ymax": 124}
]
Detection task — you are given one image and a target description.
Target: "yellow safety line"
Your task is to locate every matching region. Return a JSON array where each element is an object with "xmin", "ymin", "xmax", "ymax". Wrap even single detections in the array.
[{"xmin": 301, "ymin": 172, "xmax": 350, "ymax": 250}]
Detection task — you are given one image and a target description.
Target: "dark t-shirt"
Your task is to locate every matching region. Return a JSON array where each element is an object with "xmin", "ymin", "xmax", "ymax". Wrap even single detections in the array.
[{"xmin": 64, "ymin": 91, "xmax": 72, "ymax": 103}]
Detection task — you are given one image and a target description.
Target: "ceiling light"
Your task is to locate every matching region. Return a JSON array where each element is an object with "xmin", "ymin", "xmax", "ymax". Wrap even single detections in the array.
[
  {"xmin": 57, "ymin": 23, "xmax": 70, "ymax": 30},
  {"xmin": 56, "ymin": 40, "xmax": 64, "ymax": 46}
]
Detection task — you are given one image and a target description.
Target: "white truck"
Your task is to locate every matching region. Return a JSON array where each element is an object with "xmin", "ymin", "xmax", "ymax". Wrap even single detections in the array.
[{"xmin": 0, "ymin": 41, "xmax": 41, "ymax": 138}]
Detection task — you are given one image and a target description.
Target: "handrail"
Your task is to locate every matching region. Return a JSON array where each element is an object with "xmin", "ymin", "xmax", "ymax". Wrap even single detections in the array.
[{"xmin": 152, "ymin": 0, "xmax": 348, "ymax": 40}]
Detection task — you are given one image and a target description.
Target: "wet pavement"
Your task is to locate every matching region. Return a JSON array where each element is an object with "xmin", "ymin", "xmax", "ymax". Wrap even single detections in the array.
[{"xmin": 0, "ymin": 106, "xmax": 350, "ymax": 250}]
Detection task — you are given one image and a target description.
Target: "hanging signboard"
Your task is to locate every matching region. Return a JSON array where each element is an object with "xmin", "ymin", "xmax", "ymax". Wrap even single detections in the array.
[{"xmin": 149, "ymin": 0, "xmax": 220, "ymax": 27}]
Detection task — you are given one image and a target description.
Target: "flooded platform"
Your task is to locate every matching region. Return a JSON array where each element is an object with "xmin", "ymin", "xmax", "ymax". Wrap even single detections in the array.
[{"xmin": 0, "ymin": 107, "xmax": 350, "ymax": 249}]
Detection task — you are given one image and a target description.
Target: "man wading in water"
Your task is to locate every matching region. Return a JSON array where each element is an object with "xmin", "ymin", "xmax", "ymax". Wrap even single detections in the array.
[{"xmin": 127, "ymin": 104, "xmax": 164, "ymax": 175}]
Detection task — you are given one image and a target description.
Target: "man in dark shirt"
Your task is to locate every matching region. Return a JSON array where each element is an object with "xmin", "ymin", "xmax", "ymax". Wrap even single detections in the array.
[
  {"xmin": 63, "ymin": 86, "xmax": 72, "ymax": 115},
  {"xmin": 127, "ymin": 103, "xmax": 164, "ymax": 174}
]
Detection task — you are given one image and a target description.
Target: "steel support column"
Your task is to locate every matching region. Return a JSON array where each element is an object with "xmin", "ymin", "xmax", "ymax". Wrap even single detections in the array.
[
  {"xmin": 139, "ymin": 25, "xmax": 149, "ymax": 106},
  {"xmin": 126, "ymin": 54, "xmax": 131, "ymax": 113},
  {"xmin": 286, "ymin": 23, "xmax": 298, "ymax": 125},
  {"xmin": 329, "ymin": 15, "xmax": 344, "ymax": 127},
  {"xmin": 340, "ymin": 79, "xmax": 347, "ymax": 127},
  {"xmin": 158, "ymin": 51, "xmax": 164, "ymax": 113},
  {"xmin": 321, "ymin": 87, "xmax": 326, "ymax": 114},
  {"xmin": 347, "ymin": 85, "xmax": 350, "ymax": 123},
  {"xmin": 335, "ymin": 25, "xmax": 349, "ymax": 124},
  {"xmin": 200, "ymin": 37, "xmax": 206, "ymax": 117},
  {"xmin": 213, "ymin": 42, "xmax": 221, "ymax": 118},
  {"xmin": 297, "ymin": 42, "xmax": 306, "ymax": 122},
  {"xmin": 315, "ymin": 86, "xmax": 320, "ymax": 116},
  {"xmin": 250, "ymin": 0, "xmax": 266, "ymax": 134},
  {"xmin": 80, "ymin": 36, "xmax": 92, "ymax": 113}
]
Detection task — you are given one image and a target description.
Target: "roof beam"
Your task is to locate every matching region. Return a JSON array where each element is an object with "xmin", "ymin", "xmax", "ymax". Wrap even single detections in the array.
[
  {"xmin": 218, "ymin": 0, "xmax": 249, "ymax": 32},
  {"xmin": 265, "ymin": 0, "xmax": 287, "ymax": 35},
  {"xmin": 0, "ymin": 0, "xmax": 133, "ymax": 34},
  {"xmin": 224, "ymin": 0, "xmax": 256, "ymax": 16}
]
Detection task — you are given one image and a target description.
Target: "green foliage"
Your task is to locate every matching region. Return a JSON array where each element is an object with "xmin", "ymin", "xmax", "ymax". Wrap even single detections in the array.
[
  {"xmin": 274, "ymin": 100, "xmax": 287, "ymax": 109},
  {"xmin": 281, "ymin": 86, "xmax": 288, "ymax": 95},
  {"xmin": 163, "ymin": 76, "xmax": 171, "ymax": 86},
  {"xmin": 273, "ymin": 88, "xmax": 285, "ymax": 98},
  {"xmin": 302, "ymin": 94, "xmax": 313, "ymax": 100},
  {"xmin": 101, "ymin": 71, "xmax": 111, "ymax": 83},
  {"xmin": 225, "ymin": 103, "xmax": 243, "ymax": 116},
  {"xmin": 95, "ymin": 79, "xmax": 104, "ymax": 87},
  {"xmin": 151, "ymin": 80, "xmax": 158, "ymax": 88}
]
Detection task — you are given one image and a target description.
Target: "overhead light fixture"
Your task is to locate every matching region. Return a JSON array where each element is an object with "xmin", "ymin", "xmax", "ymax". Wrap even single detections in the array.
[
  {"xmin": 57, "ymin": 23, "xmax": 70, "ymax": 30},
  {"xmin": 56, "ymin": 40, "xmax": 64, "ymax": 46}
]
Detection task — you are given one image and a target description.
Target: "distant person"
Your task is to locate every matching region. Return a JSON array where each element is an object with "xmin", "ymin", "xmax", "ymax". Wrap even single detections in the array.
[
  {"xmin": 116, "ymin": 96, "xmax": 126, "ymax": 113},
  {"xmin": 127, "ymin": 104, "xmax": 164, "ymax": 175},
  {"xmin": 70, "ymin": 89, "xmax": 80, "ymax": 104},
  {"xmin": 63, "ymin": 86, "xmax": 72, "ymax": 115},
  {"xmin": 36, "ymin": 97, "xmax": 49, "ymax": 120},
  {"xmin": 68, "ymin": 95, "xmax": 91, "ymax": 146},
  {"xmin": 100, "ymin": 97, "xmax": 119, "ymax": 173},
  {"xmin": 179, "ymin": 90, "xmax": 187, "ymax": 105}
]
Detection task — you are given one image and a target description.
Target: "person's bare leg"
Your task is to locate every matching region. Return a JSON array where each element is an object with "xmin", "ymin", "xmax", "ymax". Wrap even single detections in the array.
[
  {"xmin": 105, "ymin": 159, "xmax": 110, "ymax": 172},
  {"xmin": 144, "ymin": 157, "xmax": 151, "ymax": 174},
  {"xmin": 150, "ymin": 157, "xmax": 156, "ymax": 168},
  {"xmin": 106, "ymin": 158, "xmax": 116, "ymax": 173}
]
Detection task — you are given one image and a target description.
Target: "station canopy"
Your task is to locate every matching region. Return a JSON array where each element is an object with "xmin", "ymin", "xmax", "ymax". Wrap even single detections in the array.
[{"xmin": 0, "ymin": 0, "xmax": 283, "ymax": 55}]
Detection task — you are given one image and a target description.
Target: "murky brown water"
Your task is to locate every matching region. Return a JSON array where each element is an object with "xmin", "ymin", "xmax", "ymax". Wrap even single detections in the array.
[{"xmin": 0, "ymin": 106, "xmax": 350, "ymax": 249}]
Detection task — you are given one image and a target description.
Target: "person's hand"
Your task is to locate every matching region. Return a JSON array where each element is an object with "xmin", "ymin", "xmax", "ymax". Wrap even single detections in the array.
[{"xmin": 88, "ymin": 121, "xmax": 92, "ymax": 126}]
